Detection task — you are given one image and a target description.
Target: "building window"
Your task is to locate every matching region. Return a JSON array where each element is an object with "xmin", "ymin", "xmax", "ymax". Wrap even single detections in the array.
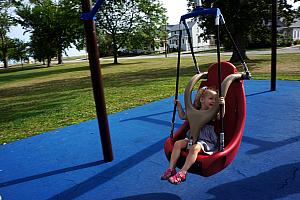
[{"xmin": 198, "ymin": 36, "xmax": 201, "ymax": 43}]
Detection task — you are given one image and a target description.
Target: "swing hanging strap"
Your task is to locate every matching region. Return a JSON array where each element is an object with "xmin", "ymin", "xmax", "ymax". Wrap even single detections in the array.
[
  {"xmin": 223, "ymin": 23, "xmax": 251, "ymax": 79},
  {"xmin": 170, "ymin": 19, "xmax": 202, "ymax": 138},
  {"xmin": 170, "ymin": 25, "xmax": 183, "ymax": 138}
]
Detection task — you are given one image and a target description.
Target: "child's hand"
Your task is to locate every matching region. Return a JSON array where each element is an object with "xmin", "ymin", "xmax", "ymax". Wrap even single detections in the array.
[{"xmin": 174, "ymin": 99, "xmax": 181, "ymax": 107}]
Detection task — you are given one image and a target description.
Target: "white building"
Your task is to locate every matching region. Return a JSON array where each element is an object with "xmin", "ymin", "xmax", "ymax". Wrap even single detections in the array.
[
  {"xmin": 167, "ymin": 21, "xmax": 214, "ymax": 52},
  {"xmin": 290, "ymin": 18, "xmax": 300, "ymax": 41}
]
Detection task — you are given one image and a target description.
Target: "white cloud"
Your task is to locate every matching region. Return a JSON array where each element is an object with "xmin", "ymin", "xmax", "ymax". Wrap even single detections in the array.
[{"xmin": 160, "ymin": 0, "xmax": 188, "ymax": 24}]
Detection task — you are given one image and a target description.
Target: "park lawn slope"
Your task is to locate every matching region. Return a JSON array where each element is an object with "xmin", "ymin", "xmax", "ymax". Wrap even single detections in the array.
[{"xmin": 0, "ymin": 53, "xmax": 299, "ymax": 144}]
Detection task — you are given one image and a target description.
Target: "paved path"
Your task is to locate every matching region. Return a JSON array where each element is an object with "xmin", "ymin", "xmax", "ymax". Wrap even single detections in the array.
[{"xmin": 63, "ymin": 45, "xmax": 300, "ymax": 63}]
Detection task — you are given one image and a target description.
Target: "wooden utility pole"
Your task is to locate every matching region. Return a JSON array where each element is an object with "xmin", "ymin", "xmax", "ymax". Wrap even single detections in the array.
[{"xmin": 81, "ymin": 0, "xmax": 113, "ymax": 162}]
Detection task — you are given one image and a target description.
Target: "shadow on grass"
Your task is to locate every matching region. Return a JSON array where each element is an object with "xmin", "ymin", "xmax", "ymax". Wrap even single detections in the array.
[
  {"xmin": 0, "ymin": 61, "xmax": 211, "ymax": 142},
  {"xmin": 100, "ymin": 61, "xmax": 146, "ymax": 68},
  {"xmin": 231, "ymin": 57, "xmax": 271, "ymax": 72},
  {"xmin": 0, "ymin": 61, "xmax": 148, "ymax": 84},
  {"xmin": 0, "ymin": 65, "xmax": 89, "ymax": 84},
  {"xmin": 0, "ymin": 64, "xmax": 46, "ymax": 74},
  {"xmin": 0, "ymin": 93, "xmax": 82, "ymax": 122},
  {"xmin": 0, "ymin": 61, "xmax": 205, "ymax": 98}
]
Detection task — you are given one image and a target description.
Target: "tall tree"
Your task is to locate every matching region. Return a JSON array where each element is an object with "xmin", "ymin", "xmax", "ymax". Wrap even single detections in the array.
[
  {"xmin": 188, "ymin": 0, "xmax": 296, "ymax": 62},
  {"xmin": 0, "ymin": 0, "xmax": 16, "ymax": 68},
  {"xmin": 96, "ymin": 0, "xmax": 167, "ymax": 64},
  {"xmin": 9, "ymin": 38, "xmax": 29, "ymax": 68},
  {"xmin": 15, "ymin": 0, "xmax": 83, "ymax": 66},
  {"xmin": 53, "ymin": 0, "xmax": 84, "ymax": 63}
]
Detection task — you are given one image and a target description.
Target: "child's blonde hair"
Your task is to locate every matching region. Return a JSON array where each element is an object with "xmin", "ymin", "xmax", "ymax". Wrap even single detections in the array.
[{"xmin": 194, "ymin": 86, "xmax": 218, "ymax": 109}]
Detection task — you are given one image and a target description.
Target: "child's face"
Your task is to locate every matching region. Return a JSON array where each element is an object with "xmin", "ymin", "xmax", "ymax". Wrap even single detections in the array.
[{"xmin": 200, "ymin": 90, "xmax": 217, "ymax": 110}]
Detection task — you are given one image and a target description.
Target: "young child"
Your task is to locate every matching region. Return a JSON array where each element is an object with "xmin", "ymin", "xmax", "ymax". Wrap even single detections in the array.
[{"xmin": 161, "ymin": 86, "xmax": 225, "ymax": 184}]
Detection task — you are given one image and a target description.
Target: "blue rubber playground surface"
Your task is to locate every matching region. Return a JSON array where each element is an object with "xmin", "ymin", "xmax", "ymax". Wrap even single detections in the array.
[{"xmin": 1, "ymin": 80, "xmax": 300, "ymax": 200}]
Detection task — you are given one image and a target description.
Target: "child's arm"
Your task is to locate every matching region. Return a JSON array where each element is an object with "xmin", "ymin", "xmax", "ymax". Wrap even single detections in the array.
[{"xmin": 174, "ymin": 99, "xmax": 187, "ymax": 120}]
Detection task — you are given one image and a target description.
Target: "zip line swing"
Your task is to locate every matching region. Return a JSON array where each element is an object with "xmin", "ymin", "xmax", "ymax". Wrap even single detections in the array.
[{"xmin": 164, "ymin": 5, "xmax": 251, "ymax": 177}]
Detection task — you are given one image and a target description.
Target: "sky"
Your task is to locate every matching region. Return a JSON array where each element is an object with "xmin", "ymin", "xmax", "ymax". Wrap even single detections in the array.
[
  {"xmin": 7, "ymin": 0, "xmax": 300, "ymax": 57},
  {"xmin": 160, "ymin": 0, "xmax": 188, "ymax": 24},
  {"xmin": 7, "ymin": 0, "xmax": 189, "ymax": 57}
]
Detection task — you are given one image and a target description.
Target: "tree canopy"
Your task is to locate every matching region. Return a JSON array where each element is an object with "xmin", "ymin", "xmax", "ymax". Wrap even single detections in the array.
[
  {"xmin": 188, "ymin": 0, "xmax": 298, "ymax": 62},
  {"xmin": 14, "ymin": 0, "xmax": 83, "ymax": 66},
  {"xmin": 0, "ymin": 0, "xmax": 17, "ymax": 68},
  {"xmin": 96, "ymin": 0, "xmax": 167, "ymax": 64}
]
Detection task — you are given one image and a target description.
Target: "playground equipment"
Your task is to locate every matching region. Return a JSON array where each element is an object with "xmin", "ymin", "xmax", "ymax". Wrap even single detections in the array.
[
  {"xmin": 164, "ymin": 1, "xmax": 251, "ymax": 176},
  {"xmin": 79, "ymin": 0, "xmax": 277, "ymax": 163},
  {"xmin": 81, "ymin": 0, "xmax": 113, "ymax": 162}
]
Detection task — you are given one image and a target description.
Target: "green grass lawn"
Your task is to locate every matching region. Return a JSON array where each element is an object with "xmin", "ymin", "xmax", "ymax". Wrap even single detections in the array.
[{"xmin": 1, "ymin": 53, "xmax": 299, "ymax": 144}]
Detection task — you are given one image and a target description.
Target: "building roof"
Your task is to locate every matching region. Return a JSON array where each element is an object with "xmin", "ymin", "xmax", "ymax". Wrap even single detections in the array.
[
  {"xmin": 290, "ymin": 18, "xmax": 300, "ymax": 28},
  {"xmin": 167, "ymin": 21, "xmax": 197, "ymax": 31}
]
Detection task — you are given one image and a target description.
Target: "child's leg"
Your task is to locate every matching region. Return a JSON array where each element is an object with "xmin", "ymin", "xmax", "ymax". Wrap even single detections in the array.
[
  {"xmin": 168, "ymin": 143, "xmax": 201, "ymax": 184},
  {"xmin": 180, "ymin": 143, "xmax": 202, "ymax": 174},
  {"xmin": 161, "ymin": 139, "xmax": 188, "ymax": 180},
  {"xmin": 169, "ymin": 139, "xmax": 188, "ymax": 169}
]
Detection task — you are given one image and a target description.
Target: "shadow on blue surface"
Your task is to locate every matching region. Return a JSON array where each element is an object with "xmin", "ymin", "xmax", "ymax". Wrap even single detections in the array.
[
  {"xmin": 120, "ymin": 110, "xmax": 173, "ymax": 122},
  {"xmin": 113, "ymin": 193, "xmax": 181, "ymax": 200},
  {"xmin": 208, "ymin": 162, "xmax": 300, "ymax": 200},
  {"xmin": 246, "ymin": 90, "xmax": 273, "ymax": 97},
  {"xmin": 0, "ymin": 161, "xmax": 105, "ymax": 188},
  {"xmin": 46, "ymin": 138, "xmax": 166, "ymax": 200},
  {"xmin": 120, "ymin": 110, "xmax": 182, "ymax": 129},
  {"xmin": 243, "ymin": 135, "xmax": 300, "ymax": 155}
]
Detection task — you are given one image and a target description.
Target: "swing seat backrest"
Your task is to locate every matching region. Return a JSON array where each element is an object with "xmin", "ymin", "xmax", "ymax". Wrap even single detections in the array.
[
  {"xmin": 206, "ymin": 62, "xmax": 242, "ymax": 146},
  {"xmin": 194, "ymin": 62, "xmax": 246, "ymax": 176}
]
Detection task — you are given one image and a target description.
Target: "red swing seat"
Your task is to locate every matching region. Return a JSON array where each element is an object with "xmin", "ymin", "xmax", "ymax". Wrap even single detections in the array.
[{"xmin": 164, "ymin": 61, "xmax": 246, "ymax": 177}]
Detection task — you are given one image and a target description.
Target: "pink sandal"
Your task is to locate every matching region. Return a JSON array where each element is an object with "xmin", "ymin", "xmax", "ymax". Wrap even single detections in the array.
[
  {"xmin": 161, "ymin": 168, "xmax": 176, "ymax": 180},
  {"xmin": 168, "ymin": 172, "xmax": 186, "ymax": 184}
]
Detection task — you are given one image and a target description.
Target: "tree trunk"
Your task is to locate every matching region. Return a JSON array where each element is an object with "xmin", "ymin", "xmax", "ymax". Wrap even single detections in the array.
[
  {"xmin": 2, "ymin": 47, "xmax": 9, "ymax": 68},
  {"xmin": 229, "ymin": 28, "xmax": 248, "ymax": 63},
  {"xmin": 3, "ymin": 53, "xmax": 8, "ymax": 68},
  {"xmin": 57, "ymin": 49, "xmax": 63, "ymax": 64},
  {"xmin": 230, "ymin": 48, "xmax": 247, "ymax": 63},
  {"xmin": 112, "ymin": 34, "xmax": 118, "ymax": 64},
  {"xmin": 21, "ymin": 59, "xmax": 24, "ymax": 70},
  {"xmin": 47, "ymin": 57, "xmax": 51, "ymax": 67},
  {"xmin": 113, "ymin": 51, "xmax": 118, "ymax": 64}
]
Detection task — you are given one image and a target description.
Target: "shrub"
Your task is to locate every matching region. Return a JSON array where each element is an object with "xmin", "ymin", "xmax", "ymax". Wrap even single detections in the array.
[
  {"xmin": 293, "ymin": 39, "xmax": 300, "ymax": 45},
  {"xmin": 277, "ymin": 34, "xmax": 293, "ymax": 47}
]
